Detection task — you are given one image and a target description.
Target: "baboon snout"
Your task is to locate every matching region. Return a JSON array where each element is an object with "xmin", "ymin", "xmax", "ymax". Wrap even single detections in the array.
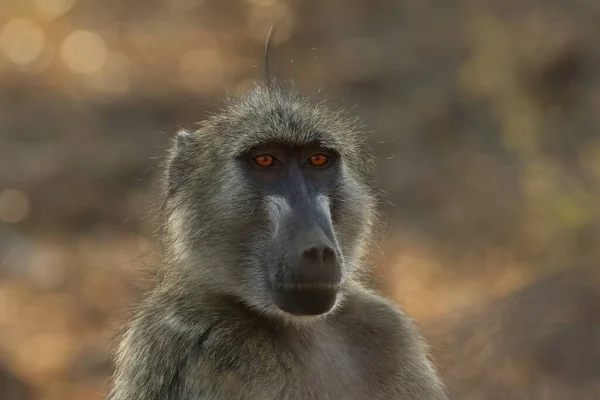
[
  {"xmin": 264, "ymin": 192, "xmax": 343, "ymax": 316},
  {"xmin": 267, "ymin": 228, "xmax": 342, "ymax": 316},
  {"xmin": 266, "ymin": 192, "xmax": 342, "ymax": 286}
]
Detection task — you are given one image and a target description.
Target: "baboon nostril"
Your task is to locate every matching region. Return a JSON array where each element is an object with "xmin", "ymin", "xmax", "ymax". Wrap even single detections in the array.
[
  {"xmin": 302, "ymin": 247, "xmax": 319, "ymax": 262},
  {"xmin": 322, "ymin": 248, "xmax": 335, "ymax": 264},
  {"xmin": 301, "ymin": 246, "xmax": 336, "ymax": 265}
]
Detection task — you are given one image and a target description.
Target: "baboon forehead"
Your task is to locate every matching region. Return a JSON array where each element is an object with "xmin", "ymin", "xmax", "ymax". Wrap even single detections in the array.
[
  {"xmin": 227, "ymin": 125, "xmax": 344, "ymax": 156},
  {"xmin": 216, "ymin": 88, "xmax": 363, "ymax": 157}
]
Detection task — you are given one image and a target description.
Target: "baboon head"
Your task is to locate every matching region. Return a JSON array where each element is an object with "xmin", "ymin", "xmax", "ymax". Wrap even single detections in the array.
[{"xmin": 162, "ymin": 87, "xmax": 378, "ymax": 319}]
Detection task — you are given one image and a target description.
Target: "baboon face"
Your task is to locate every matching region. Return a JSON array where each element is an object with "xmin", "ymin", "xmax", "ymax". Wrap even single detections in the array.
[
  {"xmin": 238, "ymin": 142, "xmax": 343, "ymax": 316},
  {"xmin": 164, "ymin": 89, "xmax": 377, "ymax": 319}
]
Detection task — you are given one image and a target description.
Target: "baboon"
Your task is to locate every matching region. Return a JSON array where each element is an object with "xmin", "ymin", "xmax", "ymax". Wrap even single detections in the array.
[{"xmin": 107, "ymin": 35, "xmax": 447, "ymax": 400}]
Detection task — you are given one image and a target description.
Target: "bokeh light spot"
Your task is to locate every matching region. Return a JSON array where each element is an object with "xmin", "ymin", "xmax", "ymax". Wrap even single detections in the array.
[
  {"xmin": 0, "ymin": 18, "xmax": 46, "ymax": 65},
  {"xmin": 0, "ymin": 189, "xmax": 31, "ymax": 224},
  {"xmin": 61, "ymin": 30, "xmax": 107, "ymax": 75}
]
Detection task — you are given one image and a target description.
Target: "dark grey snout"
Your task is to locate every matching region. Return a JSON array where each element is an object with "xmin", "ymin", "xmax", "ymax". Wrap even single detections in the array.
[{"xmin": 266, "ymin": 195, "xmax": 343, "ymax": 316}]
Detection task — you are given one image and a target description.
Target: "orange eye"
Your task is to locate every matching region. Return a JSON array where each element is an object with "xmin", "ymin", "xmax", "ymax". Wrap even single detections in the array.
[
  {"xmin": 309, "ymin": 154, "xmax": 329, "ymax": 167},
  {"xmin": 254, "ymin": 154, "xmax": 275, "ymax": 167}
]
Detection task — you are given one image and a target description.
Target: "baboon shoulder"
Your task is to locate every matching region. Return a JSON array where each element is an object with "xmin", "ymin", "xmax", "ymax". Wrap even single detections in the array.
[
  {"xmin": 110, "ymin": 289, "xmax": 444, "ymax": 400},
  {"xmin": 335, "ymin": 289, "xmax": 445, "ymax": 398}
]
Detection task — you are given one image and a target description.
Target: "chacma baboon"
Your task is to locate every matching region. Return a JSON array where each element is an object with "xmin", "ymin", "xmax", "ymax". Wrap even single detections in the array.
[{"xmin": 107, "ymin": 32, "xmax": 447, "ymax": 400}]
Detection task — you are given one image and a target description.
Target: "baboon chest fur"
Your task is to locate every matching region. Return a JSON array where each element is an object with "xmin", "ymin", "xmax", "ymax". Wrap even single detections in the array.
[{"xmin": 107, "ymin": 86, "xmax": 447, "ymax": 399}]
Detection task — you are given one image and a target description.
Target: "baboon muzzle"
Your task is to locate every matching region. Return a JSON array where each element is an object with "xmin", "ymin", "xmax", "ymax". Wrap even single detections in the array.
[{"xmin": 267, "ymin": 200, "xmax": 343, "ymax": 316}]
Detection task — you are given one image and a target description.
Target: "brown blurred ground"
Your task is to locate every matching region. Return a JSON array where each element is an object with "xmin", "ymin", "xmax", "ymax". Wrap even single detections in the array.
[
  {"xmin": 429, "ymin": 265, "xmax": 600, "ymax": 399},
  {"xmin": 0, "ymin": 0, "xmax": 599, "ymax": 399}
]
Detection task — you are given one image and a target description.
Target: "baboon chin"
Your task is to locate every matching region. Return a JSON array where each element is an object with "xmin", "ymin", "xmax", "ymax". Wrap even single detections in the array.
[
  {"xmin": 107, "ymin": 34, "xmax": 447, "ymax": 400},
  {"xmin": 267, "ymin": 285, "xmax": 340, "ymax": 316}
]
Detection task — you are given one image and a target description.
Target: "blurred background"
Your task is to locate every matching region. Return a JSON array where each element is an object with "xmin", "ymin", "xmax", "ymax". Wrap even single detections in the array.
[{"xmin": 1, "ymin": 0, "xmax": 599, "ymax": 399}]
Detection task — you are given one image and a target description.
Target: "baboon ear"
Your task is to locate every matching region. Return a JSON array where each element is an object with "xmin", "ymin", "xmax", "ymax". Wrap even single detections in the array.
[{"xmin": 166, "ymin": 129, "xmax": 196, "ymax": 196}]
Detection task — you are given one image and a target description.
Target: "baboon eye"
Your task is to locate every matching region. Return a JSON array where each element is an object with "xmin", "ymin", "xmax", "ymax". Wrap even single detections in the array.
[
  {"xmin": 254, "ymin": 154, "xmax": 276, "ymax": 168},
  {"xmin": 309, "ymin": 154, "xmax": 329, "ymax": 167}
]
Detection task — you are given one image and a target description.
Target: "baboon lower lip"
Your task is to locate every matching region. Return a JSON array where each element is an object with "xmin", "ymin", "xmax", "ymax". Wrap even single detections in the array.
[
  {"xmin": 267, "ymin": 284, "xmax": 338, "ymax": 316},
  {"xmin": 268, "ymin": 281, "xmax": 342, "ymax": 291}
]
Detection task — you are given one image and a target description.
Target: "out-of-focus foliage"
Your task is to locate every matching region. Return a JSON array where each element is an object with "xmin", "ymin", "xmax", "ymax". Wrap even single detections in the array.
[{"xmin": 0, "ymin": 0, "xmax": 598, "ymax": 399}]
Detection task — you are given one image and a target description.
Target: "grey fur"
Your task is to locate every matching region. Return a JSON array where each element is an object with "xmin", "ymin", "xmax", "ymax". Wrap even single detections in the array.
[{"xmin": 106, "ymin": 86, "xmax": 447, "ymax": 399}]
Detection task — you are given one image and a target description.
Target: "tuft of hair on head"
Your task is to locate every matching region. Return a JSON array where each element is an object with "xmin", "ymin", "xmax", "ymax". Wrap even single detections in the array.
[
  {"xmin": 262, "ymin": 18, "xmax": 291, "ymax": 96},
  {"xmin": 262, "ymin": 24, "xmax": 277, "ymax": 95}
]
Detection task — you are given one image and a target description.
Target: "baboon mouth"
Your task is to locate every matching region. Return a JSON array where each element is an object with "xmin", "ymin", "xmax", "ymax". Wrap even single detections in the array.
[{"xmin": 267, "ymin": 284, "xmax": 338, "ymax": 316}]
